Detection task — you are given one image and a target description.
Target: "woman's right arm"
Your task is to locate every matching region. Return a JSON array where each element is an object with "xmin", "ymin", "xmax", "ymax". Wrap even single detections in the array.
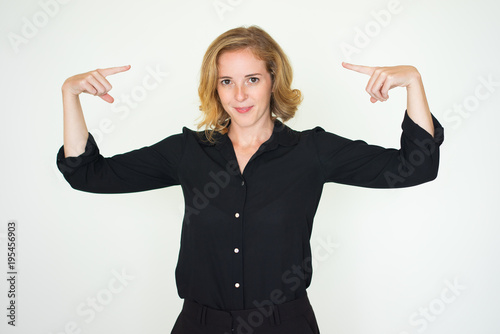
[
  {"xmin": 57, "ymin": 65, "xmax": 184, "ymax": 194},
  {"xmin": 61, "ymin": 65, "xmax": 131, "ymax": 158}
]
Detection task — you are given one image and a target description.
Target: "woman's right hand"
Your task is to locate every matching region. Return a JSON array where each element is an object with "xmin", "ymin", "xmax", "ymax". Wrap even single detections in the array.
[{"xmin": 61, "ymin": 65, "xmax": 131, "ymax": 103}]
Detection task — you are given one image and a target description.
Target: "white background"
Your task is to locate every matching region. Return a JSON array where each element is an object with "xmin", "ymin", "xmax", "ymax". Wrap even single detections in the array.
[{"xmin": 1, "ymin": 0, "xmax": 499, "ymax": 333}]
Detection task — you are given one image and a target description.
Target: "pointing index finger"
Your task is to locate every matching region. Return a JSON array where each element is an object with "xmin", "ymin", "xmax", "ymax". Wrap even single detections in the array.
[
  {"xmin": 342, "ymin": 62, "xmax": 374, "ymax": 76},
  {"xmin": 99, "ymin": 65, "xmax": 131, "ymax": 77}
]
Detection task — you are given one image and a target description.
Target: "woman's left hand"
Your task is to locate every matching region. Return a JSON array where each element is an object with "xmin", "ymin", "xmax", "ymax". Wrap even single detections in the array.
[{"xmin": 342, "ymin": 62, "xmax": 421, "ymax": 103}]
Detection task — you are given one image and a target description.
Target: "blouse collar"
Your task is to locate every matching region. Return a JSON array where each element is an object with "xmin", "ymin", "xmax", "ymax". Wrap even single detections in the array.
[{"xmin": 195, "ymin": 119, "xmax": 300, "ymax": 150}]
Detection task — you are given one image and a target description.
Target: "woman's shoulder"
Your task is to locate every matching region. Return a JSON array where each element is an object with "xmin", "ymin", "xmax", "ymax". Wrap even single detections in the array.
[
  {"xmin": 286, "ymin": 123, "xmax": 327, "ymax": 138},
  {"xmin": 273, "ymin": 121, "xmax": 330, "ymax": 148},
  {"xmin": 179, "ymin": 126, "xmax": 224, "ymax": 147}
]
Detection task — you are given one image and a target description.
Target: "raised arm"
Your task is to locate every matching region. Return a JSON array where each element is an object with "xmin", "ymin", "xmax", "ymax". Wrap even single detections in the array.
[
  {"xmin": 312, "ymin": 62, "xmax": 444, "ymax": 188},
  {"xmin": 61, "ymin": 65, "xmax": 131, "ymax": 157},
  {"xmin": 341, "ymin": 62, "xmax": 434, "ymax": 137},
  {"xmin": 57, "ymin": 65, "xmax": 184, "ymax": 194}
]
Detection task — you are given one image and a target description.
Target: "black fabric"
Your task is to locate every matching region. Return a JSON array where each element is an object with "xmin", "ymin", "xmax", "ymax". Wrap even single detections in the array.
[
  {"xmin": 56, "ymin": 109, "xmax": 444, "ymax": 312},
  {"xmin": 171, "ymin": 291, "xmax": 320, "ymax": 334}
]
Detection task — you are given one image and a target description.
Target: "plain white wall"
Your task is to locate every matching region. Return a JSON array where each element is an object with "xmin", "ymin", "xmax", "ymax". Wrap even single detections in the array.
[{"xmin": 1, "ymin": 0, "xmax": 499, "ymax": 333}]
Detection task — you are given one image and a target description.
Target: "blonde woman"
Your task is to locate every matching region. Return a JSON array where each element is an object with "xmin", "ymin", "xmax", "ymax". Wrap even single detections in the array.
[{"xmin": 57, "ymin": 26, "xmax": 444, "ymax": 334}]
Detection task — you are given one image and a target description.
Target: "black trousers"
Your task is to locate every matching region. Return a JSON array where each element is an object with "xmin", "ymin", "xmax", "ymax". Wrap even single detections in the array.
[{"xmin": 171, "ymin": 291, "xmax": 320, "ymax": 334}]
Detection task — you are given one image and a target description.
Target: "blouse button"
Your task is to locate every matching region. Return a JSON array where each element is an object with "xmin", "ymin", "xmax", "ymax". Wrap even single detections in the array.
[
  {"xmin": 235, "ymin": 282, "xmax": 240, "ymax": 288},
  {"xmin": 235, "ymin": 213, "xmax": 240, "ymax": 218},
  {"xmin": 234, "ymin": 248, "xmax": 239, "ymax": 253},
  {"xmin": 241, "ymin": 180, "xmax": 245, "ymax": 186}
]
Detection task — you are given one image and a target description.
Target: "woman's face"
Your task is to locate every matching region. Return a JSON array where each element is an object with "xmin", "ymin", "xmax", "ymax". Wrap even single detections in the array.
[{"xmin": 217, "ymin": 48, "xmax": 273, "ymax": 131}]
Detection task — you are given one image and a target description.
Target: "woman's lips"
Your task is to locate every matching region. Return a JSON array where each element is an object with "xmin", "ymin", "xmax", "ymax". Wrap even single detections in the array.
[{"xmin": 234, "ymin": 106, "xmax": 253, "ymax": 113}]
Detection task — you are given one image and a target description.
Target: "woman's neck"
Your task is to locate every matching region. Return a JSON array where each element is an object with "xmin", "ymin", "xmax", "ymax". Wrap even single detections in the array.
[{"xmin": 228, "ymin": 116, "xmax": 274, "ymax": 148}]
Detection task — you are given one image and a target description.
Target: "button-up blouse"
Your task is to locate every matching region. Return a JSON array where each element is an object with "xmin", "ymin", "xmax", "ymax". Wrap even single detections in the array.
[{"xmin": 56, "ymin": 110, "xmax": 444, "ymax": 310}]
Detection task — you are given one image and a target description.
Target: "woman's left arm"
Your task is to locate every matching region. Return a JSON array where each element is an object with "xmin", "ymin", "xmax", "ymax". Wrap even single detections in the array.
[{"xmin": 342, "ymin": 62, "xmax": 434, "ymax": 137}]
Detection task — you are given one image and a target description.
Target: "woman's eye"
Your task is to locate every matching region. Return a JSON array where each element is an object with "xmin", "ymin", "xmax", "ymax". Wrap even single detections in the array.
[
  {"xmin": 221, "ymin": 79, "xmax": 231, "ymax": 85},
  {"xmin": 249, "ymin": 77, "xmax": 259, "ymax": 84}
]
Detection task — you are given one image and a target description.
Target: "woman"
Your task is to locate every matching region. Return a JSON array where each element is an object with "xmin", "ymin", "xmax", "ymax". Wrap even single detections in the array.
[{"xmin": 57, "ymin": 26, "xmax": 444, "ymax": 334}]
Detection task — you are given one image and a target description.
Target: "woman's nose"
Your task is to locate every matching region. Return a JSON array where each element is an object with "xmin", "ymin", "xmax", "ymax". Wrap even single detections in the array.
[{"xmin": 234, "ymin": 85, "xmax": 247, "ymax": 102}]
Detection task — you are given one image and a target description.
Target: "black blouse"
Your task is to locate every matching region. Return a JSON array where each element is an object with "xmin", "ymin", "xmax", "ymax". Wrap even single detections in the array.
[{"xmin": 56, "ymin": 110, "xmax": 444, "ymax": 311}]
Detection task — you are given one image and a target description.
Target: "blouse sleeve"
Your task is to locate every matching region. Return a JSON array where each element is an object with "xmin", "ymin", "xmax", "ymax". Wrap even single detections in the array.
[
  {"xmin": 313, "ymin": 110, "xmax": 444, "ymax": 188},
  {"xmin": 56, "ymin": 131, "xmax": 184, "ymax": 193}
]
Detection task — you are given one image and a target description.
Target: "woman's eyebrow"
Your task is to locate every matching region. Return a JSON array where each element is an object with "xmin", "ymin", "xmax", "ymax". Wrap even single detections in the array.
[{"xmin": 218, "ymin": 73, "xmax": 263, "ymax": 79}]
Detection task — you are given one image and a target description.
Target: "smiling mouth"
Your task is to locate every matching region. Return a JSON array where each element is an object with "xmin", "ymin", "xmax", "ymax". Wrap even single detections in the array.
[{"xmin": 234, "ymin": 106, "xmax": 253, "ymax": 113}]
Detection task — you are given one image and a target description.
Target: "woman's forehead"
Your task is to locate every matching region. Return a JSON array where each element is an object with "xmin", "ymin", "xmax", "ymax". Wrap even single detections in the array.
[{"xmin": 217, "ymin": 49, "xmax": 268, "ymax": 75}]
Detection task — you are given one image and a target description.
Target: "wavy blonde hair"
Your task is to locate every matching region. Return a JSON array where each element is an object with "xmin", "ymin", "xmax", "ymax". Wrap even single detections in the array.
[{"xmin": 197, "ymin": 25, "xmax": 303, "ymax": 142}]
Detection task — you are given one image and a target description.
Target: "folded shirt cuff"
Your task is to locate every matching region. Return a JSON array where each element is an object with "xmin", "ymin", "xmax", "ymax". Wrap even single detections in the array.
[
  {"xmin": 56, "ymin": 132, "xmax": 99, "ymax": 176},
  {"xmin": 401, "ymin": 109, "xmax": 444, "ymax": 146}
]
